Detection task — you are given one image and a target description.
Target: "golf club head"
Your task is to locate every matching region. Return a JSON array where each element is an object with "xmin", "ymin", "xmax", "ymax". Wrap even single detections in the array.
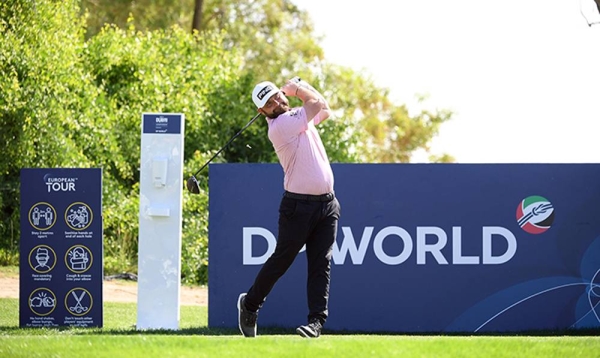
[{"xmin": 186, "ymin": 176, "xmax": 201, "ymax": 194}]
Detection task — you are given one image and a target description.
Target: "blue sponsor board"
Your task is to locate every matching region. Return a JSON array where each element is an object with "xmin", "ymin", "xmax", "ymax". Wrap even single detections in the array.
[
  {"xmin": 208, "ymin": 163, "xmax": 600, "ymax": 333},
  {"xmin": 20, "ymin": 168, "xmax": 103, "ymax": 328}
]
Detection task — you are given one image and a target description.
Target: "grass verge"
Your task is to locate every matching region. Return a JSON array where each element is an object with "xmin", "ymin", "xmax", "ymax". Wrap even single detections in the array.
[{"xmin": 1, "ymin": 297, "xmax": 600, "ymax": 358}]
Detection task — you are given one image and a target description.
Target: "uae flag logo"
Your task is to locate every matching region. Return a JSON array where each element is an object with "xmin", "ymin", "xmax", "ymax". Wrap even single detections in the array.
[{"xmin": 516, "ymin": 196, "xmax": 555, "ymax": 234}]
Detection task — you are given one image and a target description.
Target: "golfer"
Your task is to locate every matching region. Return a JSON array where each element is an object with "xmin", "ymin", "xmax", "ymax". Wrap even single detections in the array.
[{"xmin": 237, "ymin": 77, "xmax": 341, "ymax": 338}]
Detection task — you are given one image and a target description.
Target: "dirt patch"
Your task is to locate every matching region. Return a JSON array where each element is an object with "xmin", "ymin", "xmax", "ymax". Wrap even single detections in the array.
[
  {"xmin": 0, "ymin": 272, "xmax": 207, "ymax": 306},
  {"xmin": 0, "ymin": 275, "xmax": 19, "ymax": 300}
]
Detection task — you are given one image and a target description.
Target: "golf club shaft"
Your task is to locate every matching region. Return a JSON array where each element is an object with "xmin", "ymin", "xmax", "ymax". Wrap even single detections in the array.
[{"xmin": 192, "ymin": 113, "xmax": 261, "ymax": 177}]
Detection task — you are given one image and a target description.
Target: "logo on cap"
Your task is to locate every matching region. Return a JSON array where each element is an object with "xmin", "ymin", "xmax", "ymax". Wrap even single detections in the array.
[{"xmin": 257, "ymin": 85, "xmax": 274, "ymax": 101}]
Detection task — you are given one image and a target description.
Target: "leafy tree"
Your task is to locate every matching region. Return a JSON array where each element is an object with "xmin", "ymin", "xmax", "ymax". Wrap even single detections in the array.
[
  {"xmin": 287, "ymin": 63, "xmax": 453, "ymax": 163},
  {"xmin": 81, "ymin": 0, "xmax": 323, "ymax": 85},
  {"xmin": 1, "ymin": 0, "xmax": 105, "ymax": 253},
  {"xmin": 192, "ymin": 0, "xmax": 204, "ymax": 32},
  {"xmin": 0, "ymin": 0, "xmax": 255, "ymax": 283},
  {"xmin": 81, "ymin": 0, "xmax": 193, "ymax": 38},
  {"xmin": 79, "ymin": 0, "xmax": 453, "ymax": 164}
]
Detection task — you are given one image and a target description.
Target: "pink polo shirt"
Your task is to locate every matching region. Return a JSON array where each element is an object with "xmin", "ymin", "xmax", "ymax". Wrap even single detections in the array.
[{"xmin": 266, "ymin": 107, "xmax": 334, "ymax": 195}]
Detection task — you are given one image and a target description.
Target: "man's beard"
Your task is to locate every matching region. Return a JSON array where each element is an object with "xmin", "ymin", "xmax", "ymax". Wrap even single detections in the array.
[{"xmin": 266, "ymin": 104, "xmax": 289, "ymax": 119}]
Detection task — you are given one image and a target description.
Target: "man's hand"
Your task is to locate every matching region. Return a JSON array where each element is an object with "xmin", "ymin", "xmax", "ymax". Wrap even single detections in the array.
[
  {"xmin": 280, "ymin": 76, "xmax": 331, "ymax": 123},
  {"xmin": 280, "ymin": 77, "xmax": 301, "ymax": 97}
]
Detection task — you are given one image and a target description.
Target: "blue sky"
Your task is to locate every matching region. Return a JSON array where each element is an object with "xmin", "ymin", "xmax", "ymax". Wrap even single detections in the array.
[{"xmin": 294, "ymin": 0, "xmax": 600, "ymax": 163}]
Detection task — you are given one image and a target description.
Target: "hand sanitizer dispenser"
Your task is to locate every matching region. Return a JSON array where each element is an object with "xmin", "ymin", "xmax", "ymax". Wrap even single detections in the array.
[
  {"xmin": 137, "ymin": 113, "xmax": 184, "ymax": 330},
  {"xmin": 152, "ymin": 157, "xmax": 168, "ymax": 188}
]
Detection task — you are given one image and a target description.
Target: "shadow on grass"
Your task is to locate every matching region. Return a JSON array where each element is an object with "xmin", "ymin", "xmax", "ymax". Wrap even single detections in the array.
[
  {"xmin": 1, "ymin": 324, "xmax": 599, "ymax": 337},
  {"xmin": 0, "ymin": 325, "xmax": 293, "ymax": 336},
  {"xmin": 323, "ymin": 327, "xmax": 600, "ymax": 337}
]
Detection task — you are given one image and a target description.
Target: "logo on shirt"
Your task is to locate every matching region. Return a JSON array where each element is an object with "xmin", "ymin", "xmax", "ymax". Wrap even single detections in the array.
[{"xmin": 257, "ymin": 85, "xmax": 274, "ymax": 100}]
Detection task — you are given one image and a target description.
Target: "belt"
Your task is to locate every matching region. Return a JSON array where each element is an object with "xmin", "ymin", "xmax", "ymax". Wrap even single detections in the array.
[{"xmin": 284, "ymin": 191, "xmax": 335, "ymax": 202}]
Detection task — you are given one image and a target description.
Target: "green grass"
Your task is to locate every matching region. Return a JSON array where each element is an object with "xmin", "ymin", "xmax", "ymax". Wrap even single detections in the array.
[
  {"xmin": 1, "ymin": 298, "xmax": 600, "ymax": 358},
  {"xmin": 2, "ymin": 267, "xmax": 600, "ymax": 357}
]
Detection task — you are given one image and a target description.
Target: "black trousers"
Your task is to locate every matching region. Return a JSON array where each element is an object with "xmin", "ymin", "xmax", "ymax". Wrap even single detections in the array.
[{"xmin": 245, "ymin": 193, "xmax": 341, "ymax": 325}]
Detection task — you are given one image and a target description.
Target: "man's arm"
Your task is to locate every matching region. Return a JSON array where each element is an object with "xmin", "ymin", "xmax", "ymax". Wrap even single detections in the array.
[{"xmin": 281, "ymin": 78, "xmax": 331, "ymax": 123}]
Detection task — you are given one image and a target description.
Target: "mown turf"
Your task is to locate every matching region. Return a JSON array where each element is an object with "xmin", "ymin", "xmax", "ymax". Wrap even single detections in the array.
[{"xmin": 1, "ymin": 297, "xmax": 600, "ymax": 358}]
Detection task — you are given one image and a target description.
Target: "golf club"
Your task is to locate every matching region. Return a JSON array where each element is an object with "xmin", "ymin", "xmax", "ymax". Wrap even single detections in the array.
[{"xmin": 186, "ymin": 113, "xmax": 261, "ymax": 194}]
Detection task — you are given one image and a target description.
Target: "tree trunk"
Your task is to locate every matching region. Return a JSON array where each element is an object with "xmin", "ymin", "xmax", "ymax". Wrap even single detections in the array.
[{"xmin": 192, "ymin": 0, "xmax": 204, "ymax": 33}]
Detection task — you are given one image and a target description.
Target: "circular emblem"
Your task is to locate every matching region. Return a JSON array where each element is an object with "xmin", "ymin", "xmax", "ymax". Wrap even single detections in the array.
[{"xmin": 516, "ymin": 196, "xmax": 554, "ymax": 234}]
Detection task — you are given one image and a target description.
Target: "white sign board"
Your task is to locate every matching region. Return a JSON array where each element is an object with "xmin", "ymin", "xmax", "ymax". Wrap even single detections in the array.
[{"xmin": 137, "ymin": 113, "xmax": 185, "ymax": 330}]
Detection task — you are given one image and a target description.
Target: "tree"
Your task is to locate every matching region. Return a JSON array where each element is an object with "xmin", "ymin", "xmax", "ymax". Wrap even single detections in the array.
[
  {"xmin": 81, "ymin": 0, "xmax": 324, "ymax": 80},
  {"xmin": 0, "ymin": 0, "xmax": 254, "ymax": 282},
  {"xmin": 1, "ymin": 0, "xmax": 105, "ymax": 254},
  {"xmin": 295, "ymin": 63, "xmax": 453, "ymax": 163},
  {"xmin": 79, "ymin": 0, "xmax": 454, "ymax": 164},
  {"xmin": 80, "ymin": 0, "xmax": 194, "ymax": 38},
  {"xmin": 192, "ymin": 0, "xmax": 204, "ymax": 32}
]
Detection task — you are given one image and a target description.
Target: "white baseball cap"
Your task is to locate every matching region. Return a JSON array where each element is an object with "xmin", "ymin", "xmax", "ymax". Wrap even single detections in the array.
[{"xmin": 252, "ymin": 81, "xmax": 279, "ymax": 108}]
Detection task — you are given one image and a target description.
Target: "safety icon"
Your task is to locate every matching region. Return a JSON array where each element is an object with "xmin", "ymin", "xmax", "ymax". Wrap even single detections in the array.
[
  {"xmin": 29, "ymin": 202, "xmax": 56, "ymax": 231},
  {"xmin": 65, "ymin": 288, "xmax": 92, "ymax": 316},
  {"xmin": 65, "ymin": 202, "xmax": 93, "ymax": 230},
  {"xmin": 29, "ymin": 245, "xmax": 56, "ymax": 273},
  {"xmin": 29, "ymin": 288, "xmax": 56, "ymax": 316},
  {"xmin": 65, "ymin": 245, "xmax": 92, "ymax": 273}
]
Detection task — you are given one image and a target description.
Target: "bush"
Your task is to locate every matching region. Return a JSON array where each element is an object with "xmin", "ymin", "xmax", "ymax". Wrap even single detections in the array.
[
  {"xmin": 0, "ymin": 248, "xmax": 19, "ymax": 266},
  {"xmin": 0, "ymin": 0, "xmax": 253, "ymax": 285}
]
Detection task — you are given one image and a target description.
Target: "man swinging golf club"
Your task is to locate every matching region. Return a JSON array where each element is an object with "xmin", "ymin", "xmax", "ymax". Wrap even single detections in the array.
[{"xmin": 237, "ymin": 77, "xmax": 341, "ymax": 338}]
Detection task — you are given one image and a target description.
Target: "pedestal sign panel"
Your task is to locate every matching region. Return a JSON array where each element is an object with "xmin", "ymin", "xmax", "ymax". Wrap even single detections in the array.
[
  {"xmin": 19, "ymin": 168, "xmax": 103, "ymax": 328},
  {"xmin": 137, "ymin": 113, "xmax": 184, "ymax": 330}
]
